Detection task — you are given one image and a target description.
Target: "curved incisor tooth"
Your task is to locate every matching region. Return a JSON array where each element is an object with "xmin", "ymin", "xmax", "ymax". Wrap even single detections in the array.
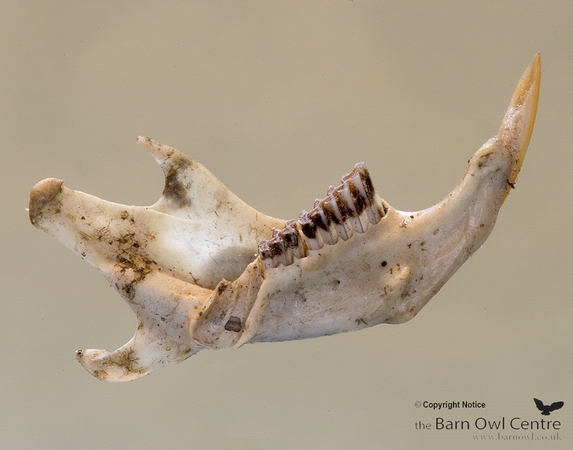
[{"xmin": 258, "ymin": 162, "xmax": 385, "ymax": 270}]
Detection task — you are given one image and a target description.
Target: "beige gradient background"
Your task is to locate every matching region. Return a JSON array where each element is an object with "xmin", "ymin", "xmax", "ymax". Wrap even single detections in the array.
[{"xmin": 1, "ymin": 2, "xmax": 571, "ymax": 449}]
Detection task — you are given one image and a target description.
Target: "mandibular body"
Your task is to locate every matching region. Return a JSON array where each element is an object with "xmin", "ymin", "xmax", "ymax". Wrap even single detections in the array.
[{"xmin": 29, "ymin": 54, "xmax": 540, "ymax": 381}]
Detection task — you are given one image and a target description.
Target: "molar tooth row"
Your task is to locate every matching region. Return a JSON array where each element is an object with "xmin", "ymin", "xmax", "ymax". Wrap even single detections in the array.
[
  {"xmin": 259, "ymin": 163, "xmax": 385, "ymax": 270},
  {"xmin": 259, "ymin": 220, "xmax": 307, "ymax": 271}
]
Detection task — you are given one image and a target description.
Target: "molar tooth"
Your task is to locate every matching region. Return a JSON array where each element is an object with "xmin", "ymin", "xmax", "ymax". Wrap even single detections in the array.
[
  {"xmin": 281, "ymin": 220, "xmax": 307, "ymax": 259},
  {"xmin": 322, "ymin": 195, "xmax": 351, "ymax": 241},
  {"xmin": 342, "ymin": 165, "xmax": 368, "ymax": 210},
  {"xmin": 335, "ymin": 184, "xmax": 365, "ymax": 234},
  {"xmin": 358, "ymin": 165, "xmax": 376, "ymax": 203},
  {"xmin": 259, "ymin": 221, "xmax": 306, "ymax": 269},
  {"xmin": 332, "ymin": 187, "xmax": 355, "ymax": 239},
  {"xmin": 277, "ymin": 226, "xmax": 294, "ymax": 266},
  {"xmin": 355, "ymin": 164, "xmax": 385, "ymax": 224},
  {"xmin": 341, "ymin": 163, "xmax": 383, "ymax": 225},
  {"xmin": 269, "ymin": 237, "xmax": 287, "ymax": 268},
  {"xmin": 280, "ymin": 244, "xmax": 294, "ymax": 266},
  {"xmin": 346, "ymin": 182, "xmax": 370, "ymax": 233},
  {"xmin": 314, "ymin": 202, "xmax": 339, "ymax": 244},
  {"xmin": 367, "ymin": 197, "xmax": 385, "ymax": 225},
  {"xmin": 258, "ymin": 240, "xmax": 276, "ymax": 271},
  {"xmin": 299, "ymin": 210, "xmax": 323, "ymax": 250}
]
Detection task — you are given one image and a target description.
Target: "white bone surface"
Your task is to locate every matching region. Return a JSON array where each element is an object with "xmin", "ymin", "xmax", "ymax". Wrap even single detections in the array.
[{"xmin": 29, "ymin": 55, "xmax": 540, "ymax": 382}]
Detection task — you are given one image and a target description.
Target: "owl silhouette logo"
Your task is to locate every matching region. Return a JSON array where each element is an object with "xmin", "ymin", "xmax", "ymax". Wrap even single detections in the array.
[{"xmin": 534, "ymin": 398, "xmax": 564, "ymax": 416}]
